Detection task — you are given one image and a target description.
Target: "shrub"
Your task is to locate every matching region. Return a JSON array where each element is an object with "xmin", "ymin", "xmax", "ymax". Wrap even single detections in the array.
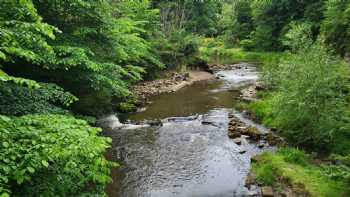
[
  {"xmin": 0, "ymin": 115, "xmax": 115, "ymax": 197},
  {"xmin": 240, "ymin": 39, "xmax": 255, "ymax": 51},
  {"xmin": 260, "ymin": 24, "xmax": 350, "ymax": 151},
  {"xmin": 0, "ymin": 82, "xmax": 77, "ymax": 116}
]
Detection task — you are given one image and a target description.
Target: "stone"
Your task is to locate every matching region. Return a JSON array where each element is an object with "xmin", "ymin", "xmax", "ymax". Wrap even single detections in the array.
[
  {"xmin": 228, "ymin": 131, "xmax": 241, "ymax": 139},
  {"xmin": 239, "ymin": 149, "xmax": 247, "ymax": 154},
  {"xmin": 229, "ymin": 121, "xmax": 239, "ymax": 126},
  {"xmin": 266, "ymin": 132, "xmax": 284, "ymax": 146},
  {"xmin": 261, "ymin": 186, "xmax": 274, "ymax": 197},
  {"xmin": 247, "ymin": 190, "xmax": 259, "ymax": 196},
  {"xmin": 233, "ymin": 138, "xmax": 242, "ymax": 145},
  {"xmin": 258, "ymin": 142, "xmax": 265, "ymax": 148},
  {"xmin": 147, "ymin": 119, "xmax": 163, "ymax": 126},
  {"xmin": 255, "ymin": 82, "xmax": 266, "ymax": 90},
  {"xmin": 243, "ymin": 127, "xmax": 262, "ymax": 141},
  {"xmin": 245, "ymin": 173, "xmax": 257, "ymax": 187},
  {"xmin": 251, "ymin": 155, "xmax": 263, "ymax": 163}
]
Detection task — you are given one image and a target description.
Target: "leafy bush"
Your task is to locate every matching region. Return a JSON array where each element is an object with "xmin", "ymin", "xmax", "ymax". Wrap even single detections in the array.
[
  {"xmin": 0, "ymin": 82, "xmax": 77, "ymax": 116},
  {"xmin": 240, "ymin": 39, "xmax": 255, "ymax": 51},
  {"xmin": 0, "ymin": 0, "xmax": 165, "ymax": 115},
  {"xmin": 155, "ymin": 30, "xmax": 200, "ymax": 68},
  {"xmin": 0, "ymin": 114, "xmax": 115, "ymax": 197},
  {"xmin": 258, "ymin": 24, "xmax": 350, "ymax": 151}
]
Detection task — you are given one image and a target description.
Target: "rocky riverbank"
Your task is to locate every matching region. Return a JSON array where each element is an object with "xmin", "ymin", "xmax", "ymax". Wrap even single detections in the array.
[{"xmin": 132, "ymin": 70, "xmax": 214, "ymax": 101}]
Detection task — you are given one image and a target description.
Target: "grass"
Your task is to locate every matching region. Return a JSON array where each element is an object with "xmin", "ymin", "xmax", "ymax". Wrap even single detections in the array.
[
  {"xmin": 252, "ymin": 148, "xmax": 349, "ymax": 197},
  {"xmin": 199, "ymin": 46, "xmax": 283, "ymax": 65}
]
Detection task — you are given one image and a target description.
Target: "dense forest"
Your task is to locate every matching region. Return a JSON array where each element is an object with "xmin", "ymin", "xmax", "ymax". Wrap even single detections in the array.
[{"xmin": 1, "ymin": 0, "xmax": 350, "ymax": 196}]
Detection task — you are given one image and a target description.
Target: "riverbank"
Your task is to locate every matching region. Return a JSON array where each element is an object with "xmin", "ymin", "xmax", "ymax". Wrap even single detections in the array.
[
  {"xmin": 238, "ymin": 78, "xmax": 350, "ymax": 196},
  {"xmin": 247, "ymin": 149, "xmax": 349, "ymax": 197},
  {"xmin": 132, "ymin": 70, "xmax": 214, "ymax": 101}
]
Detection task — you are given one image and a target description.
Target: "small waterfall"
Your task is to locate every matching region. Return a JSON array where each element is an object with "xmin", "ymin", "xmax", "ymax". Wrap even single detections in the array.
[
  {"xmin": 98, "ymin": 114, "xmax": 150, "ymax": 130},
  {"xmin": 98, "ymin": 114, "xmax": 124, "ymax": 129}
]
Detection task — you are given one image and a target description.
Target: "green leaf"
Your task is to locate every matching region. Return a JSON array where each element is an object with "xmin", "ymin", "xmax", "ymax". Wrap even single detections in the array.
[
  {"xmin": 27, "ymin": 167, "xmax": 35, "ymax": 173},
  {"xmin": 2, "ymin": 142, "xmax": 9, "ymax": 148},
  {"xmin": 41, "ymin": 160, "xmax": 49, "ymax": 167},
  {"xmin": 0, "ymin": 51, "xmax": 6, "ymax": 61}
]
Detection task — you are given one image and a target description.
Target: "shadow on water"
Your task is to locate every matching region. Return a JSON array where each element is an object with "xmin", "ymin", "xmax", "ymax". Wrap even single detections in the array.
[{"xmin": 100, "ymin": 63, "xmax": 275, "ymax": 197}]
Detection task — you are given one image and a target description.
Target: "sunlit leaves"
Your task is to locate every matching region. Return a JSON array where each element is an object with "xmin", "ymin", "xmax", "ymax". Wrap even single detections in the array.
[{"xmin": 0, "ymin": 114, "xmax": 114, "ymax": 196}]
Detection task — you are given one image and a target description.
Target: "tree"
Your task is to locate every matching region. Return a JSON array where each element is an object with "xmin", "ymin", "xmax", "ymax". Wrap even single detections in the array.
[{"xmin": 322, "ymin": 0, "xmax": 350, "ymax": 56}]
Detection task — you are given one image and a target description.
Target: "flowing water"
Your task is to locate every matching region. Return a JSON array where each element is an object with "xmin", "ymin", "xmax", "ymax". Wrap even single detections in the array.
[{"xmin": 100, "ymin": 63, "xmax": 274, "ymax": 197}]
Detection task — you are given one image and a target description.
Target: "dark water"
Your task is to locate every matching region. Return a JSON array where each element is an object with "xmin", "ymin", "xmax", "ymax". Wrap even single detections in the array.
[{"xmin": 100, "ymin": 63, "xmax": 273, "ymax": 197}]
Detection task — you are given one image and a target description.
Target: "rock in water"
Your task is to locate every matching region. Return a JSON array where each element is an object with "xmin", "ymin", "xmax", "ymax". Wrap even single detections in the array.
[
  {"xmin": 242, "ymin": 127, "xmax": 262, "ymax": 141},
  {"xmin": 257, "ymin": 142, "xmax": 265, "ymax": 148},
  {"xmin": 239, "ymin": 149, "xmax": 247, "ymax": 154},
  {"xmin": 233, "ymin": 138, "xmax": 242, "ymax": 145},
  {"xmin": 228, "ymin": 130, "xmax": 241, "ymax": 138}
]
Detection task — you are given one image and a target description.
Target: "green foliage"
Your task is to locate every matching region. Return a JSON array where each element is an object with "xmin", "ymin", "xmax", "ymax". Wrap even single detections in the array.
[
  {"xmin": 278, "ymin": 148, "xmax": 309, "ymax": 166},
  {"xmin": 223, "ymin": 0, "xmax": 325, "ymax": 51},
  {"xmin": 0, "ymin": 69, "xmax": 40, "ymax": 89},
  {"xmin": 185, "ymin": 0, "xmax": 222, "ymax": 36},
  {"xmin": 255, "ymin": 25, "xmax": 350, "ymax": 151},
  {"xmin": 253, "ymin": 162, "xmax": 276, "ymax": 185},
  {"xmin": 0, "ymin": 0, "xmax": 167, "ymax": 115},
  {"xmin": 322, "ymin": 154, "xmax": 350, "ymax": 185},
  {"xmin": 253, "ymin": 149, "xmax": 349, "ymax": 196},
  {"xmin": 153, "ymin": 0, "xmax": 222, "ymax": 36},
  {"xmin": 222, "ymin": 0, "xmax": 254, "ymax": 45},
  {"xmin": 0, "ymin": 82, "xmax": 77, "ymax": 116},
  {"xmin": 322, "ymin": 0, "xmax": 350, "ymax": 55},
  {"xmin": 0, "ymin": 0, "xmax": 58, "ymax": 64},
  {"xmin": 199, "ymin": 39, "xmax": 282, "ymax": 65},
  {"xmin": 0, "ymin": 114, "xmax": 115, "ymax": 197},
  {"xmin": 155, "ymin": 30, "xmax": 200, "ymax": 68}
]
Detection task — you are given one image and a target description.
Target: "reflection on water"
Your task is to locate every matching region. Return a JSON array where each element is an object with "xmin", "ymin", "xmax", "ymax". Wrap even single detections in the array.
[
  {"xmin": 101, "ymin": 64, "xmax": 273, "ymax": 197},
  {"xmin": 127, "ymin": 80, "xmax": 240, "ymax": 121}
]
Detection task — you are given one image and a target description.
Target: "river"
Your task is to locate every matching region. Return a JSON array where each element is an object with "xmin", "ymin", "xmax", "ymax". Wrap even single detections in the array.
[{"xmin": 99, "ymin": 63, "xmax": 274, "ymax": 197}]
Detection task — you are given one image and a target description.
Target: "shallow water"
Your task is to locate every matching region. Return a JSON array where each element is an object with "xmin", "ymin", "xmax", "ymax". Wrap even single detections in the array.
[{"xmin": 101, "ymin": 63, "xmax": 273, "ymax": 197}]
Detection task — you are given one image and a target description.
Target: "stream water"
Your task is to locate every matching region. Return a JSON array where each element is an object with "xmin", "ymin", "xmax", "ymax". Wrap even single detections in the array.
[{"xmin": 99, "ymin": 63, "xmax": 274, "ymax": 197}]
